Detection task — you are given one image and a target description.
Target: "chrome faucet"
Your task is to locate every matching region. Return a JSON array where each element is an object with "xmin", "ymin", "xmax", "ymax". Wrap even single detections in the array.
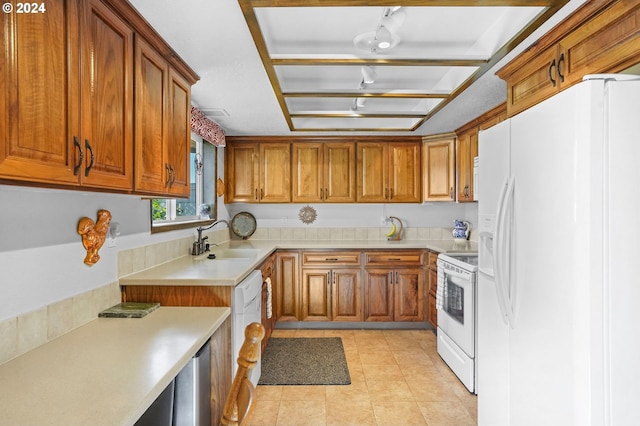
[{"xmin": 192, "ymin": 220, "xmax": 230, "ymax": 256}]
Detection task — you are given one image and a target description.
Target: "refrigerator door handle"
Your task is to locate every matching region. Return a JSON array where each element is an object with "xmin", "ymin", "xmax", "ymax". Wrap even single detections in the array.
[
  {"xmin": 494, "ymin": 177, "xmax": 511, "ymax": 326},
  {"xmin": 502, "ymin": 177, "xmax": 516, "ymax": 327}
]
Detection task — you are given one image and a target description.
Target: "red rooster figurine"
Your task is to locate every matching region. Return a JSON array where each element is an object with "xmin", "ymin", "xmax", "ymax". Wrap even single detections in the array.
[{"xmin": 78, "ymin": 209, "xmax": 112, "ymax": 265}]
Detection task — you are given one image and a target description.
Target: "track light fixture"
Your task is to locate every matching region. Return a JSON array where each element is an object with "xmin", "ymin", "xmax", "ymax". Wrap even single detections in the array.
[
  {"xmin": 353, "ymin": 6, "xmax": 404, "ymax": 53},
  {"xmin": 361, "ymin": 66, "xmax": 377, "ymax": 84}
]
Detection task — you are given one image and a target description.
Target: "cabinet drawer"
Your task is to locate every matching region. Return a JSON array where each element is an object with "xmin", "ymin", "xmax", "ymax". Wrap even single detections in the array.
[
  {"xmin": 302, "ymin": 251, "xmax": 361, "ymax": 266},
  {"xmin": 427, "ymin": 251, "xmax": 439, "ymax": 270},
  {"xmin": 364, "ymin": 250, "xmax": 425, "ymax": 267}
]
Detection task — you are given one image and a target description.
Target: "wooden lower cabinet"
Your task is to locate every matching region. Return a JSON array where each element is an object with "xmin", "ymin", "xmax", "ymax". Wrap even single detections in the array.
[
  {"xmin": 363, "ymin": 268, "xmax": 425, "ymax": 322},
  {"xmin": 301, "ymin": 268, "xmax": 362, "ymax": 321},
  {"xmin": 275, "ymin": 251, "xmax": 300, "ymax": 321},
  {"xmin": 426, "ymin": 250, "xmax": 440, "ymax": 329},
  {"xmin": 209, "ymin": 316, "xmax": 231, "ymax": 425}
]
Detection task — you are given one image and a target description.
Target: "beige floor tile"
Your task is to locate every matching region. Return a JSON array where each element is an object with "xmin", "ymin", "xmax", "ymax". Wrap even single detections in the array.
[
  {"xmin": 295, "ymin": 329, "xmax": 327, "ymax": 337},
  {"xmin": 271, "ymin": 329, "xmax": 297, "ymax": 338},
  {"xmin": 326, "ymin": 398, "xmax": 376, "ymax": 426},
  {"xmin": 399, "ymin": 363, "xmax": 444, "ymax": 382},
  {"xmin": 417, "ymin": 401, "xmax": 475, "ymax": 426},
  {"xmin": 366, "ymin": 380, "xmax": 414, "ymax": 402},
  {"xmin": 280, "ymin": 385, "xmax": 326, "ymax": 401},
  {"xmin": 325, "ymin": 380, "xmax": 370, "ymax": 401},
  {"xmin": 392, "ymin": 349, "xmax": 433, "ymax": 367},
  {"xmin": 372, "ymin": 401, "xmax": 428, "ymax": 426},
  {"xmin": 256, "ymin": 385, "xmax": 284, "ymax": 401},
  {"xmin": 359, "ymin": 350, "xmax": 397, "ymax": 365},
  {"xmin": 406, "ymin": 377, "xmax": 460, "ymax": 402},
  {"xmin": 248, "ymin": 400, "xmax": 280, "ymax": 426},
  {"xmin": 276, "ymin": 400, "xmax": 326, "ymax": 426},
  {"xmin": 362, "ymin": 363, "xmax": 405, "ymax": 381}
]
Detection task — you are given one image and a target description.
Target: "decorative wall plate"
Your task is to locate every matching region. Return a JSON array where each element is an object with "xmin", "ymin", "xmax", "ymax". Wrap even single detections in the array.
[
  {"xmin": 298, "ymin": 205, "xmax": 317, "ymax": 225},
  {"xmin": 230, "ymin": 212, "xmax": 257, "ymax": 239}
]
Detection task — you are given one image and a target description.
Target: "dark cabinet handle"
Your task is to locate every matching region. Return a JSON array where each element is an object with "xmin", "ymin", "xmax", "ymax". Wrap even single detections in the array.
[
  {"xmin": 325, "ymin": 258, "xmax": 339, "ymax": 261},
  {"xmin": 169, "ymin": 165, "xmax": 175, "ymax": 186},
  {"xmin": 260, "ymin": 188, "xmax": 264, "ymax": 199},
  {"xmin": 557, "ymin": 53, "xmax": 565, "ymax": 83},
  {"xmin": 84, "ymin": 139, "xmax": 94, "ymax": 177},
  {"xmin": 73, "ymin": 136, "xmax": 83, "ymax": 176},
  {"xmin": 389, "ymin": 188, "xmax": 394, "ymax": 199},
  {"xmin": 255, "ymin": 188, "xmax": 258, "ymax": 200},
  {"xmin": 450, "ymin": 187, "xmax": 454, "ymax": 199},
  {"xmin": 548, "ymin": 58, "xmax": 557, "ymax": 87}
]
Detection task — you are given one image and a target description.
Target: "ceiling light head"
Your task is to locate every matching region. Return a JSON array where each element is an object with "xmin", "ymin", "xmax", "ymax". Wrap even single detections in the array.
[
  {"xmin": 353, "ymin": 30, "xmax": 400, "ymax": 53},
  {"xmin": 361, "ymin": 66, "xmax": 377, "ymax": 84}
]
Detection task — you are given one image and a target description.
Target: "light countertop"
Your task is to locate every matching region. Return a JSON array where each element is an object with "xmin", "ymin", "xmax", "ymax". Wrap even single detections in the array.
[
  {"xmin": 0, "ymin": 307, "xmax": 230, "ymax": 426},
  {"xmin": 119, "ymin": 239, "xmax": 477, "ymax": 287}
]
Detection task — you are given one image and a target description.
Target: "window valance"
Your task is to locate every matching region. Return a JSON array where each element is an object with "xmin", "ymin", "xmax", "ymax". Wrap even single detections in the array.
[{"xmin": 190, "ymin": 106, "xmax": 226, "ymax": 147}]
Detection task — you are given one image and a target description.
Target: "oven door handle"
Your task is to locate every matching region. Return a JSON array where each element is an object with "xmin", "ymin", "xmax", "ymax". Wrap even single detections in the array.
[{"xmin": 441, "ymin": 268, "xmax": 470, "ymax": 282}]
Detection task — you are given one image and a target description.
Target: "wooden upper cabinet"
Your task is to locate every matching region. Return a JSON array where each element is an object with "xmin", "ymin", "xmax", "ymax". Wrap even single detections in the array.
[
  {"xmin": 357, "ymin": 143, "xmax": 388, "ymax": 202},
  {"xmin": 292, "ymin": 142, "xmax": 355, "ymax": 203},
  {"xmin": 165, "ymin": 68, "xmax": 191, "ymax": 197},
  {"xmin": 499, "ymin": 0, "xmax": 640, "ymax": 117},
  {"xmin": 225, "ymin": 141, "xmax": 290, "ymax": 203},
  {"xmin": 1, "ymin": 0, "xmax": 197, "ymax": 195},
  {"xmin": 80, "ymin": 0, "xmax": 134, "ymax": 190},
  {"xmin": 134, "ymin": 37, "xmax": 167, "ymax": 194},
  {"xmin": 259, "ymin": 143, "xmax": 291, "ymax": 203},
  {"xmin": 0, "ymin": 0, "xmax": 80, "ymax": 185},
  {"xmin": 455, "ymin": 132, "xmax": 476, "ymax": 202},
  {"xmin": 226, "ymin": 143, "xmax": 259, "ymax": 202},
  {"xmin": 388, "ymin": 143, "xmax": 421, "ymax": 202},
  {"xmin": 357, "ymin": 141, "xmax": 420, "ymax": 203},
  {"xmin": 422, "ymin": 136, "xmax": 455, "ymax": 202},
  {"xmin": 134, "ymin": 40, "xmax": 191, "ymax": 197}
]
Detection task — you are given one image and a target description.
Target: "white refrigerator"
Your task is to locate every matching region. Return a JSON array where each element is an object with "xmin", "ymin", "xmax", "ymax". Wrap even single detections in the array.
[{"xmin": 477, "ymin": 75, "xmax": 640, "ymax": 426}]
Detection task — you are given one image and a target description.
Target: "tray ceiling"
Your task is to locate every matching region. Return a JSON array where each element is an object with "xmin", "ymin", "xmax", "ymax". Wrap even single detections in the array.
[{"xmin": 238, "ymin": 0, "xmax": 569, "ymax": 132}]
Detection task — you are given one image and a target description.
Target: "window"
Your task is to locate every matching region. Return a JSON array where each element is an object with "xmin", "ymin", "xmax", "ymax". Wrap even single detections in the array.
[{"xmin": 151, "ymin": 138, "xmax": 218, "ymax": 233}]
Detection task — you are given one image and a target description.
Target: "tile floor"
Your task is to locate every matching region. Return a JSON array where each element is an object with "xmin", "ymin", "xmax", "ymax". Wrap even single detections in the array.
[{"xmin": 249, "ymin": 328, "xmax": 477, "ymax": 426}]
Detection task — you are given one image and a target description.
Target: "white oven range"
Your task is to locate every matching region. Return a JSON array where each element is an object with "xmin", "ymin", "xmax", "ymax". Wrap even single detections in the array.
[{"xmin": 436, "ymin": 253, "xmax": 478, "ymax": 393}]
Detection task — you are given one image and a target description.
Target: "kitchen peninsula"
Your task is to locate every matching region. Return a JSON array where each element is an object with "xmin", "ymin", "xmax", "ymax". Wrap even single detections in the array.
[{"xmin": 0, "ymin": 307, "xmax": 230, "ymax": 426}]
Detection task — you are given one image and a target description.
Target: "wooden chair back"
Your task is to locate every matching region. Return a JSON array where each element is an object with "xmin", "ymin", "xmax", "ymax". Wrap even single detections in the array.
[{"xmin": 221, "ymin": 322, "xmax": 265, "ymax": 426}]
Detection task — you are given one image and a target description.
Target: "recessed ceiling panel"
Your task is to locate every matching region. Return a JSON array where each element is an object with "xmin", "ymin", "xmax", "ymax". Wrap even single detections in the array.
[{"xmin": 238, "ymin": 0, "xmax": 569, "ymax": 132}]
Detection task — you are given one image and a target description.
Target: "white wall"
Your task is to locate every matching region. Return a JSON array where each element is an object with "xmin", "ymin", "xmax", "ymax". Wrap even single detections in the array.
[{"xmin": 0, "ymin": 144, "xmax": 476, "ymax": 322}]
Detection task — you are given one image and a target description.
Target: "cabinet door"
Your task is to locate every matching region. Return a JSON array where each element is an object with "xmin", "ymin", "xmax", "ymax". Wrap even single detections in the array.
[
  {"xmin": 301, "ymin": 269, "xmax": 331, "ymax": 321},
  {"xmin": 332, "ymin": 269, "xmax": 362, "ymax": 321},
  {"xmin": 80, "ymin": 0, "xmax": 134, "ymax": 190},
  {"xmin": 324, "ymin": 143, "xmax": 356, "ymax": 202},
  {"xmin": 166, "ymin": 68, "xmax": 191, "ymax": 197},
  {"xmin": 422, "ymin": 138, "xmax": 455, "ymax": 201},
  {"xmin": 0, "ymin": 0, "xmax": 80, "ymax": 185},
  {"xmin": 428, "ymin": 268, "xmax": 438, "ymax": 329},
  {"xmin": 226, "ymin": 144, "xmax": 259, "ymax": 202},
  {"xmin": 134, "ymin": 37, "xmax": 168, "ymax": 194},
  {"xmin": 259, "ymin": 143, "xmax": 291, "ymax": 203},
  {"xmin": 388, "ymin": 143, "xmax": 421, "ymax": 202},
  {"xmin": 292, "ymin": 143, "xmax": 323, "ymax": 203},
  {"xmin": 363, "ymin": 269, "xmax": 394, "ymax": 322},
  {"xmin": 357, "ymin": 143, "xmax": 388, "ymax": 202},
  {"xmin": 456, "ymin": 131, "xmax": 477, "ymax": 202},
  {"xmin": 275, "ymin": 251, "xmax": 300, "ymax": 321},
  {"xmin": 394, "ymin": 268, "xmax": 425, "ymax": 322},
  {"xmin": 504, "ymin": 45, "xmax": 560, "ymax": 117}
]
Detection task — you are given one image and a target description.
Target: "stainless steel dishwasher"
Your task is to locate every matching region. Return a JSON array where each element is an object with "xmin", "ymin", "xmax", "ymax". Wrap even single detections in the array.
[{"xmin": 173, "ymin": 339, "xmax": 211, "ymax": 426}]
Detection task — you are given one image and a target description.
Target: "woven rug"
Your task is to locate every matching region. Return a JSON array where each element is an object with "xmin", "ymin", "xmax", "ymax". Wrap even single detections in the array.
[{"xmin": 258, "ymin": 337, "xmax": 351, "ymax": 386}]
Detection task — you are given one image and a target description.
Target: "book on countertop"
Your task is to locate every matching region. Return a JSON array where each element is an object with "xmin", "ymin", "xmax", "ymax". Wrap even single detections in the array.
[{"xmin": 98, "ymin": 302, "xmax": 160, "ymax": 318}]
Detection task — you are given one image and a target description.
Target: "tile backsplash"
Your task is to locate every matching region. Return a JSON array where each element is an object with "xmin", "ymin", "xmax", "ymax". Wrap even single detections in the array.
[{"xmin": 0, "ymin": 225, "xmax": 474, "ymax": 365}]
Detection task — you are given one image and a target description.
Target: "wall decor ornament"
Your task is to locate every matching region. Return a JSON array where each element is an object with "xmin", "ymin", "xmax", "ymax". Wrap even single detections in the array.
[
  {"xmin": 77, "ymin": 209, "xmax": 112, "ymax": 266},
  {"xmin": 298, "ymin": 205, "xmax": 317, "ymax": 225}
]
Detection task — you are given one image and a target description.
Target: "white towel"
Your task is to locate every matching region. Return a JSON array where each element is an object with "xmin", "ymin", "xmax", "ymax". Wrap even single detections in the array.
[
  {"xmin": 265, "ymin": 277, "xmax": 273, "ymax": 319},
  {"xmin": 436, "ymin": 267, "xmax": 445, "ymax": 310}
]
